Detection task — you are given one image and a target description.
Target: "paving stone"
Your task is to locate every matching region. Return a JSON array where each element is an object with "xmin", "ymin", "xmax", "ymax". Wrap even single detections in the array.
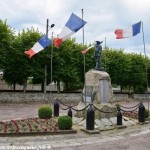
[
  {"xmin": 94, "ymin": 124, "xmax": 99, "ymax": 129},
  {"xmin": 73, "ymin": 117, "xmax": 84, "ymax": 124},
  {"xmin": 109, "ymin": 117, "xmax": 117, "ymax": 125},
  {"xmin": 78, "ymin": 119, "xmax": 86, "ymax": 126},
  {"xmin": 101, "ymin": 118, "xmax": 113, "ymax": 126},
  {"xmin": 98, "ymin": 125, "xmax": 114, "ymax": 131},
  {"xmin": 132, "ymin": 119, "xmax": 138, "ymax": 123},
  {"xmin": 95, "ymin": 119, "xmax": 105, "ymax": 126},
  {"xmin": 123, "ymin": 116, "xmax": 130, "ymax": 121},
  {"xmin": 127, "ymin": 120, "xmax": 137, "ymax": 125},
  {"xmin": 104, "ymin": 125, "xmax": 115, "ymax": 130},
  {"xmin": 122, "ymin": 119, "xmax": 131, "ymax": 126}
]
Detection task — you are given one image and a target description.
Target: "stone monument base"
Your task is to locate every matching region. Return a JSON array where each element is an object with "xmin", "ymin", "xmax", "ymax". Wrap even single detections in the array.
[
  {"xmin": 75, "ymin": 68, "xmax": 116, "ymax": 119},
  {"xmin": 82, "ymin": 69, "xmax": 114, "ymax": 104}
]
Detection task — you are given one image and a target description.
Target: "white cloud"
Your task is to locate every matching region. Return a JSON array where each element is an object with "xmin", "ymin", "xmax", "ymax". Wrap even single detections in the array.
[
  {"xmin": 121, "ymin": 0, "xmax": 150, "ymax": 14},
  {"xmin": 0, "ymin": 0, "xmax": 150, "ymax": 56}
]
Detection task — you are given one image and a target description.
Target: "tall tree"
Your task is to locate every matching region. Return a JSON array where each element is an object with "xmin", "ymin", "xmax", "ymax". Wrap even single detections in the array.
[
  {"xmin": 128, "ymin": 53, "xmax": 146, "ymax": 92},
  {"xmin": 52, "ymin": 38, "xmax": 93, "ymax": 92},
  {"xmin": 0, "ymin": 19, "xmax": 15, "ymax": 72},
  {"xmin": 3, "ymin": 28, "xmax": 42, "ymax": 91}
]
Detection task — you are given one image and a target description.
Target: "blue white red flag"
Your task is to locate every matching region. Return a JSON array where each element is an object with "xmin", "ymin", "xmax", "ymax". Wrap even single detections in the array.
[
  {"xmin": 54, "ymin": 13, "xmax": 87, "ymax": 48},
  {"xmin": 82, "ymin": 45, "xmax": 94, "ymax": 54},
  {"xmin": 115, "ymin": 21, "xmax": 141, "ymax": 39},
  {"xmin": 25, "ymin": 35, "xmax": 52, "ymax": 58}
]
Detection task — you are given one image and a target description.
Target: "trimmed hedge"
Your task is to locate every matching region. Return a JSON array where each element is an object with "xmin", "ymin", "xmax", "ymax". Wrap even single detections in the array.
[
  {"xmin": 58, "ymin": 115, "xmax": 72, "ymax": 130},
  {"xmin": 38, "ymin": 105, "xmax": 52, "ymax": 119}
]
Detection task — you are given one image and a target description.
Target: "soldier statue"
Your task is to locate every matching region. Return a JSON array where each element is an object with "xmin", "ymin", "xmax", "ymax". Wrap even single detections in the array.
[{"xmin": 93, "ymin": 41, "xmax": 104, "ymax": 71}]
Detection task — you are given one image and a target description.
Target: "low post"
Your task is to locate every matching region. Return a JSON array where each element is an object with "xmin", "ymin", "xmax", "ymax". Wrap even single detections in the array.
[
  {"xmin": 138, "ymin": 102, "xmax": 145, "ymax": 123},
  {"xmin": 54, "ymin": 99, "xmax": 59, "ymax": 117},
  {"xmin": 117, "ymin": 110, "xmax": 122, "ymax": 125},
  {"xmin": 86, "ymin": 104, "xmax": 95, "ymax": 130},
  {"xmin": 68, "ymin": 108, "xmax": 72, "ymax": 118}
]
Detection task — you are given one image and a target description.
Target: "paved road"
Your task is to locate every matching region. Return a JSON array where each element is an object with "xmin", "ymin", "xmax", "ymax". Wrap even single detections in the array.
[
  {"xmin": 0, "ymin": 100, "xmax": 149, "ymax": 121},
  {"xmin": 0, "ymin": 123, "xmax": 150, "ymax": 150},
  {"xmin": 0, "ymin": 101, "xmax": 71, "ymax": 121},
  {"xmin": 0, "ymin": 100, "xmax": 150, "ymax": 150}
]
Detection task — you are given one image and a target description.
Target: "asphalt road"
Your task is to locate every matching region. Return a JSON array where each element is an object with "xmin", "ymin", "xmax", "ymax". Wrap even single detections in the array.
[
  {"xmin": 0, "ymin": 123, "xmax": 150, "ymax": 150},
  {"xmin": 52, "ymin": 132, "xmax": 150, "ymax": 150}
]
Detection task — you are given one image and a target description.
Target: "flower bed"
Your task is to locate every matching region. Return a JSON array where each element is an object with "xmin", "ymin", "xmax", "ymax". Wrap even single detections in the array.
[
  {"xmin": 122, "ymin": 111, "xmax": 138, "ymax": 119},
  {"xmin": 0, "ymin": 117, "xmax": 58, "ymax": 134}
]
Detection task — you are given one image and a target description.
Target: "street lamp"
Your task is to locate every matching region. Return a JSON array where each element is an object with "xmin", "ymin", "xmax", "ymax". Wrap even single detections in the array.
[
  {"xmin": 44, "ymin": 19, "xmax": 55, "ymax": 93},
  {"xmin": 51, "ymin": 31, "xmax": 54, "ymax": 87},
  {"xmin": 50, "ymin": 24, "xmax": 55, "ymax": 28}
]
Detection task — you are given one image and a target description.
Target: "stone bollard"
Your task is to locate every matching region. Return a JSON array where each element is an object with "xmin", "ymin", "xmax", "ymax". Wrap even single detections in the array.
[
  {"xmin": 54, "ymin": 99, "xmax": 59, "ymax": 117},
  {"xmin": 86, "ymin": 105, "xmax": 95, "ymax": 130},
  {"xmin": 138, "ymin": 102, "xmax": 145, "ymax": 123},
  {"xmin": 68, "ymin": 108, "xmax": 72, "ymax": 118},
  {"xmin": 117, "ymin": 110, "xmax": 122, "ymax": 125}
]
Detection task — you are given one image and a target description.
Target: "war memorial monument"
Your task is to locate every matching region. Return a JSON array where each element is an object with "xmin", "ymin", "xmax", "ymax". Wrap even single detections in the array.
[{"xmin": 76, "ymin": 41, "xmax": 116, "ymax": 119}]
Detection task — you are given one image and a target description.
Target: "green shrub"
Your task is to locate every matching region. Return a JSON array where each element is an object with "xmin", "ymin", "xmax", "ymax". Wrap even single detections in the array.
[
  {"xmin": 58, "ymin": 115, "xmax": 72, "ymax": 130},
  {"xmin": 145, "ymin": 109, "xmax": 149, "ymax": 118},
  {"xmin": 38, "ymin": 105, "xmax": 52, "ymax": 119}
]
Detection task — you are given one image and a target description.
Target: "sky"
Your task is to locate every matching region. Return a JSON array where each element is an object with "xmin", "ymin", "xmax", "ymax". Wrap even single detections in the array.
[{"xmin": 0, "ymin": 0, "xmax": 150, "ymax": 56}]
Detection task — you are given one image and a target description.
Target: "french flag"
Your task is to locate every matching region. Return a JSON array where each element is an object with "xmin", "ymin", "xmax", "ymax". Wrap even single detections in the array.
[
  {"xmin": 54, "ymin": 13, "xmax": 87, "ymax": 48},
  {"xmin": 115, "ymin": 21, "xmax": 141, "ymax": 39},
  {"xmin": 24, "ymin": 35, "xmax": 52, "ymax": 58},
  {"xmin": 82, "ymin": 45, "xmax": 94, "ymax": 54}
]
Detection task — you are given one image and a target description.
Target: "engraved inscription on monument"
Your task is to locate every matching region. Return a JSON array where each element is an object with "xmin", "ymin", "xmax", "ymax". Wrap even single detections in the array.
[
  {"xmin": 85, "ymin": 86, "xmax": 93, "ymax": 96},
  {"xmin": 83, "ymin": 86, "xmax": 93, "ymax": 103},
  {"xmin": 99, "ymin": 80, "xmax": 109, "ymax": 103}
]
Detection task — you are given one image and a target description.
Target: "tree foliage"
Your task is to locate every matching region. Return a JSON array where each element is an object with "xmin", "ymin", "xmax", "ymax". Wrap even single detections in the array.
[
  {"xmin": 0, "ymin": 20, "xmax": 150, "ymax": 93},
  {"xmin": 2, "ymin": 27, "xmax": 42, "ymax": 90},
  {"xmin": 0, "ymin": 19, "xmax": 15, "ymax": 71}
]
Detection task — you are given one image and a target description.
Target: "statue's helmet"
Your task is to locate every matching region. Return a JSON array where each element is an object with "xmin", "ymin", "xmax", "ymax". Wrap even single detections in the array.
[{"xmin": 94, "ymin": 41, "xmax": 103, "ymax": 45}]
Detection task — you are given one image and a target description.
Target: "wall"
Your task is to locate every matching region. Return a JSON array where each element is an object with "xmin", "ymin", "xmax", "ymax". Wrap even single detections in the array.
[
  {"xmin": 1, "ymin": 92, "xmax": 150, "ymax": 103},
  {"xmin": 133, "ymin": 94, "xmax": 150, "ymax": 100},
  {"xmin": 0, "ymin": 92, "xmax": 82, "ymax": 103}
]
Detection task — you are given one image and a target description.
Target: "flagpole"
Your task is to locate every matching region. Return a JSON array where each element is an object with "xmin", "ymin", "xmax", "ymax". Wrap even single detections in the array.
[
  {"xmin": 44, "ymin": 19, "xmax": 49, "ymax": 93},
  {"xmin": 82, "ymin": 9, "xmax": 86, "ymax": 104},
  {"xmin": 142, "ymin": 21, "xmax": 148, "ymax": 92},
  {"xmin": 141, "ymin": 21, "xmax": 149, "ymax": 111},
  {"xmin": 44, "ymin": 19, "xmax": 55, "ymax": 94},
  {"xmin": 50, "ymin": 31, "xmax": 54, "ymax": 98},
  {"xmin": 104, "ymin": 37, "xmax": 107, "ymax": 71}
]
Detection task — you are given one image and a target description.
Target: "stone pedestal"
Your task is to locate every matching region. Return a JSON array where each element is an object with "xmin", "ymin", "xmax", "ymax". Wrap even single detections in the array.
[
  {"xmin": 83, "ymin": 69, "xmax": 113, "ymax": 103},
  {"xmin": 75, "ymin": 69, "xmax": 116, "ymax": 119}
]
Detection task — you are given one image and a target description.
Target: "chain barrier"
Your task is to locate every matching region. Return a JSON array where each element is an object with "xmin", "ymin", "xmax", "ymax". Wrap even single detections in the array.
[
  {"xmin": 59, "ymin": 103, "xmax": 90, "ymax": 112},
  {"xmin": 120, "ymin": 106, "xmax": 139, "ymax": 113},
  {"xmin": 93, "ymin": 104, "xmax": 117, "ymax": 113},
  {"xmin": 59, "ymin": 105, "xmax": 70, "ymax": 110},
  {"xmin": 118, "ymin": 102, "xmax": 141, "ymax": 109},
  {"xmin": 57, "ymin": 99, "xmax": 78, "ymax": 107},
  {"xmin": 71, "ymin": 104, "xmax": 90, "ymax": 111},
  {"xmin": 57, "ymin": 99, "xmax": 117, "ymax": 113},
  {"xmin": 57, "ymin": 99, "xmax": 90, "ymax": 112},
  {"xmin": 55, "ymin": 99, "xmax": 142, "ymax": 114},
  {"xmin": 117, "ymin": 102, "xmax": 141, "ymax": 113}
]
